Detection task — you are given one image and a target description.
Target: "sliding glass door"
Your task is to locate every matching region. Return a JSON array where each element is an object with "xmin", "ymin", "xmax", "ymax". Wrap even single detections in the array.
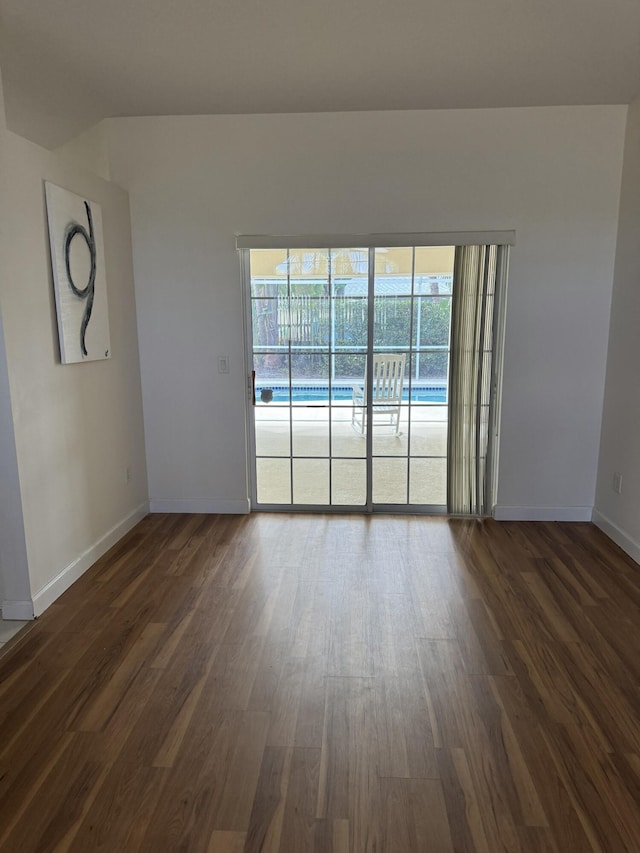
[
  {"xmin": 371, "ymin": 247, "xmax": 452, "ymax": 507},
  {"xmin": 245, "ymin": 245, "xmax": 454, "ymax": 511},
  {"xmin": 248, "ymin": 247, "xmax": 367, "ymax": 506}
]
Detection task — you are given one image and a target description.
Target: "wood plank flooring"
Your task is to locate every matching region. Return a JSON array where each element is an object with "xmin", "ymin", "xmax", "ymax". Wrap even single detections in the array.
[{"xmin": 0, "ymin": 513, "xmax": 639, "ymax": 851}]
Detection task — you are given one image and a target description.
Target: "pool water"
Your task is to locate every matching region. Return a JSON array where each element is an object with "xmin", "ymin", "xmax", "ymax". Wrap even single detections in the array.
[{"xmin": 257, "ymin": 385, "xmax": 447, "ymax": 404}]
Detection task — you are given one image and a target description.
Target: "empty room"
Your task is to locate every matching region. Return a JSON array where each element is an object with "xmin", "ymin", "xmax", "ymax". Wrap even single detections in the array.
[{"xmin": 0, "ymin": 1, "xmax": 639, "ymax": 850}]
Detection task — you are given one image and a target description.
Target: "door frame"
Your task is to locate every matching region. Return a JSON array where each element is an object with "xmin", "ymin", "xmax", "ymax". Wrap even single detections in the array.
[{"xmin": 239, "ymin": 231, "xmax": 514, "ymax": 515}]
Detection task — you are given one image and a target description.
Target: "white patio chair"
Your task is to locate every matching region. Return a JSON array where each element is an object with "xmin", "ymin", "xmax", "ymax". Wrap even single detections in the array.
[{"xmin": 352, "ymin": 353, "xmax": 406, "ymax": 435}]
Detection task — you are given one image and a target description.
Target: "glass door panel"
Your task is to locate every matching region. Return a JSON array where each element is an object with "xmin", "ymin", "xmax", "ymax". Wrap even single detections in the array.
[
  {"xmin": 331, "ymin": 408, "xmax": 366, "ymax": 458},
  {"xmin": 249, "ymin": 248, "xmax": 369, "ymax": 508},
  {"xmin": 409, "ymin": 457, "xmax": 447, "ymax": 505},
  {"xmin": 331, "ymin": 459, "xmax": 366, "ymax": 505},
  {"xmin": 256, "ymin": 458, "xmax": 291, "ymax": 504},
  {"xmin": 371, "ymin": 248, "xmax": 411, "ymax": 504},
  {"xmin": 293, "ymin": 459, "xmax": 330, "ymax": 504},
  {"xmin": 247, "ymin": 244, "xmax": 453, "ymax": 511},
  {"xmin": 291, "ymin": 407, "xmax": 330, "ymax": 457},
  {"xmin": 372, "ymin": 458, "xmax": 408, "ymax": 504}
]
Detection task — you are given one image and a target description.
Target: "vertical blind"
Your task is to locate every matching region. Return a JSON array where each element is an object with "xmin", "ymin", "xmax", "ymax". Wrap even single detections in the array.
[{"xmin": 447, "ymin": 244, "xmax": 509, "ymax": 516}]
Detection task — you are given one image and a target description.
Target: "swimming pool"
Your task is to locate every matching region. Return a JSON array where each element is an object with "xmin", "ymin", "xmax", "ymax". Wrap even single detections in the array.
[{"xmin": 256, "ymin": 385, "xmax": 447, "ymax": 404}]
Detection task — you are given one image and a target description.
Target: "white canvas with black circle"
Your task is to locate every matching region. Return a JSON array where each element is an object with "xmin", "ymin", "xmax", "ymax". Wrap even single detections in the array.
[{"xmin": 45, "ymin": 182, "xmax": 111, "ymax": 363}]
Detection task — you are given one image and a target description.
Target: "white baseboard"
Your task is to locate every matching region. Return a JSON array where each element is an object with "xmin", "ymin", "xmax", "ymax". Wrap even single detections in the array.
[
  {"xmin": 493, "ymin": 505, "xmax": 593, "ymax": 522},
  {"xmin": 591, "ymin": 509, "xmax": 640, "ymax": 565},
  {"xmin": 149, "ymin": 498, "xmax": 250, "ymax": 514},
  {"xmin": 2, "ymin": 600, "xmax": 34, "ymax": 620},
  {"xmin": 31, "ymin": 501, "xmax": 150, "ymax": 617}
]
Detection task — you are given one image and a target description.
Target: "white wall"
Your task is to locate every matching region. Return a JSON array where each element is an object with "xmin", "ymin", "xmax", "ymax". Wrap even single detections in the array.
[
  {"xmin": 0, "ymin": 64, "xmax": 33, "ymax": 617},
  {"xmin": 594, "ymin": 96, "xmax": 640, "ymax": 560},
  {"xmin": 0, "ymin": 124, "xmax": 148, "ymax": 613},
  {"xmin": 54, "ymin": 120, "xmax": 112, "ymax": 182},
  {"xmin": 0, "ymin": 306, "xmax": 32, "ymax": 616},
  {"xmin": 105, "ymin": 107, "xmax": 626, "ymax": 518}
]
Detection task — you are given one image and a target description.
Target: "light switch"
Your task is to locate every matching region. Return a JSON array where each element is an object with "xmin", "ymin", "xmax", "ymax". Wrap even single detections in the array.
[{"xmin": 218, "ymin": 356, "xmax": 229, "ymax": 374}]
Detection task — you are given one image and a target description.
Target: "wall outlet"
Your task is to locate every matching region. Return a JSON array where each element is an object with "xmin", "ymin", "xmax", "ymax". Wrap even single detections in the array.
[
  {"xmin": 613, "ymin": 471, "xmax": 623, "ymax": 494},
  {"xmin": 126, "ymin": 465, "xmax": 132, "ymax": 484}
]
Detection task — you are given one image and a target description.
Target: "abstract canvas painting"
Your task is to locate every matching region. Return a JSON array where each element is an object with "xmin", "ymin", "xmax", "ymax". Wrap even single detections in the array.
[{"xmin": 45, "ymin": 182, "xmax": 111, "ymax": 363}]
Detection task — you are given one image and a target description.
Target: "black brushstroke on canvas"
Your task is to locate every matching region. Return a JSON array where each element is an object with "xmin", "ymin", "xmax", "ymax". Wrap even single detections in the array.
[{"xmin": 64, "ymin": 201, "xmax": 96, "ymax": 357}]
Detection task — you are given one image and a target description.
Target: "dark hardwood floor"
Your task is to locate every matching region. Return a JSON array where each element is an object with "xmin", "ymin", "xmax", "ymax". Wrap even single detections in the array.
[{"xmin": 0, "ymin": 513, "xmax": 639, "ymax": 851}]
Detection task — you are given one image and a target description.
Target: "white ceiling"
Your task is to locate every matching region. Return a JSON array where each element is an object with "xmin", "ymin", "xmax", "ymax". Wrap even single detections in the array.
[{"xmin": 1, "ymin": 0, "xmax": 639, "ymax": 149}]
